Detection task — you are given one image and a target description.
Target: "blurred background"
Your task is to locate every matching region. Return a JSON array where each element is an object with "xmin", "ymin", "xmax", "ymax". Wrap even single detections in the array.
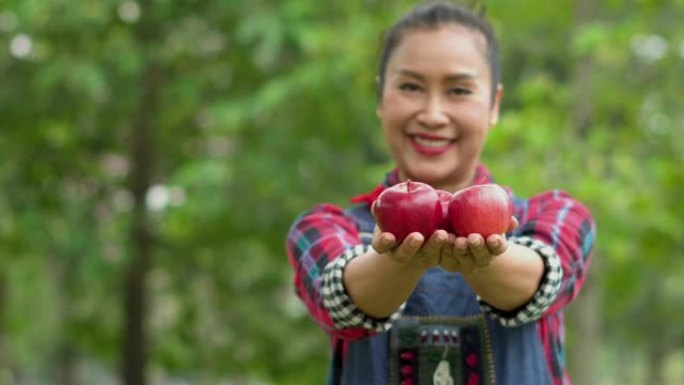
[{"xmin": 0, "ymin": 0, "xmax": 683, "ymax": 384}]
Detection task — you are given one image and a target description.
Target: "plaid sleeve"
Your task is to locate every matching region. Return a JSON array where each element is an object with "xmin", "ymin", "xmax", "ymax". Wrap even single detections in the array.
[
  {"xmin": 512, "ymin": 190, "xmax": 596, "ymax": 316},
  {"xmin": 479, "ymin": 236, "xmax": 563, "ymax": 327},
  {"xmin": 322, "ymin": 244, "xmax": 404, "ymax": 331},
  {"xmin": 286, "ymin": 204, "xmax": 386, "ymax": 340}
]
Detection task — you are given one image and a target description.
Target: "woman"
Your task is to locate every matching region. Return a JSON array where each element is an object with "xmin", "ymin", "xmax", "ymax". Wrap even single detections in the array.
[{"xmin": 286, "ymin": 2, "xmax": 595, "ymax": 384}]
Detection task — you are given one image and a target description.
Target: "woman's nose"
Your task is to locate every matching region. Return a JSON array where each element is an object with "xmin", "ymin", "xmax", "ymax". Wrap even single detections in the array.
[{"xmin": 417, "ymin": 95, "xmax": 449, "ymax": 128}]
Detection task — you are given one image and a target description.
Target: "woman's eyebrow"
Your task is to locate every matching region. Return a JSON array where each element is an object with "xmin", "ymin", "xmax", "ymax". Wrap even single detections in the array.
[
  {"xmin": 444, "ymin": 72, "xmax": 478, "ymax": 81},
  {"xmin": 395, "ymin": 68, "xmax": 479, "ymax": 81}
]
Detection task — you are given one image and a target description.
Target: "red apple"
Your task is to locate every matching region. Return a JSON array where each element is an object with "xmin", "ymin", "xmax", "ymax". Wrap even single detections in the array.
[
  {"xmin": 447, "ymin": 184, "xmax": 513, "ymax": 238},
  {"xmin": 374, "ymin": 181, "xmax": 442, "ymax": 243},
  {"xmin": 435, "ymin": 189, "xmax": 454, "ymax": 233}
]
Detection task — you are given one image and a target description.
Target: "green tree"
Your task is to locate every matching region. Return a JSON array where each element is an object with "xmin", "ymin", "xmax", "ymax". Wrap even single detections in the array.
[{"xmin": 0, "ymin": 1, "xmax": 682, "ymax": 384}]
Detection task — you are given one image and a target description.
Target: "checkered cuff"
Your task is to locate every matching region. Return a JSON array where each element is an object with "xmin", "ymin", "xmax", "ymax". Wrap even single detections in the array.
[
  {"xmin": 479, "ymin": 236, "xmax": 563, "ymax": 327},
  {"xmin": 322, "ymin": 244, "xmax": 404, "ymax": 332}
]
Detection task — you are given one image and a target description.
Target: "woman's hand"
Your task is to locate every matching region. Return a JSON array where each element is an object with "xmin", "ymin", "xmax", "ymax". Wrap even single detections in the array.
[
  {"xmin": 370, "ymin": 202, "xmax": 451, "ymax": 270},
  {"xmin": 440, "ymin": 217, "xmax": 519, "ymax": 273},
  {"xmin": 371, "ymin": 226, "xmax": 450, "ymax": 270}
]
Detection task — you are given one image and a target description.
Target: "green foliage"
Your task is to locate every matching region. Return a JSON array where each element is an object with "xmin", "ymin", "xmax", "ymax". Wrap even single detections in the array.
[{"xmin": 1, "ymin": 0, "xmax": 683, "ymax": 384}]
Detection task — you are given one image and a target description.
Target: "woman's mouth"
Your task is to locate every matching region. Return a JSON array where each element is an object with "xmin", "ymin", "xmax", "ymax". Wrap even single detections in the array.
[{"xmin": 409, "ymin": 134, "xmax": 454, "ymax": 155}]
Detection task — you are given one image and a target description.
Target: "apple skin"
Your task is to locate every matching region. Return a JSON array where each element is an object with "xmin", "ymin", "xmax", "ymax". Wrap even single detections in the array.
[
  {"xmin": 447, "ymin": 184, "xmax": 513, "ymax": 238},
  {"xmin": 435, "ymin": 189, "xmax": 454, "ymax": 233},
  {"xmin": 374, "ymin": 181, "xmax": 442, "ymax": 243}
]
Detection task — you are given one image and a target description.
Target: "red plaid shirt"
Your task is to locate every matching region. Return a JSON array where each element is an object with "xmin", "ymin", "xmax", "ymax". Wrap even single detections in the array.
[{"xmin": 286, "ymin": 165, "xmax": 595, "ymax": 385}]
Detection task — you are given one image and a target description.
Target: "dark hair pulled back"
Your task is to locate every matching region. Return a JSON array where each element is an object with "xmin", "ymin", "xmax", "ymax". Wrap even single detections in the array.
[{"xmin": 376, "ymin": 1, "xmax": 500, "ymax": 102}]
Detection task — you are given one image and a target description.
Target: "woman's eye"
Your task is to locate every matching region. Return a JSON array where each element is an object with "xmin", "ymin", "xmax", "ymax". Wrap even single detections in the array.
[
  {"xmin": 399, "ymin": 83, "xmax": 421, "ymax": 92},
  {"xmin": 449, "ymin": 87, "xmax": 472, "ymax": 95}
]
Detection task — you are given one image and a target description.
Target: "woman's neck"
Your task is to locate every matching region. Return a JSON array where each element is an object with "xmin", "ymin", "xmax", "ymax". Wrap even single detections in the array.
[{"xmin": 398, "ymin": 168, "xmax": 477, "ymax": 194}]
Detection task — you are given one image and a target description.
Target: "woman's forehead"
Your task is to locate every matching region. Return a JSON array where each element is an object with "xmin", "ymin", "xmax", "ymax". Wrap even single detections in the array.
[{"xmin": 387, "ymin": 25, "xmax": 489, "ymax": 72}]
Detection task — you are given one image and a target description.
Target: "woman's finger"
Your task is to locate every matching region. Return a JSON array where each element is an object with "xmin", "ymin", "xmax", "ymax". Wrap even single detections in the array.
[
  {"xmin": 486, "ymin": 234, "xmax": 507, "ymax": 255},
  {"xmin": 467, "ymin": 233, "xmax": 490, "ymax": 266},
  {"xmin": 507, "ymin": 216, "xmax": 519, "ymax": 233},
  {"xmin": 422, "ymin": 230, "xmax": 449, "ymax": 255},
  {"xmin": 392, "ymin": 232, "xmax": 424, "ymax": 263},
  {"xmin": 372, "ymin": 229, "xmax": 396, "ymax": 254}
]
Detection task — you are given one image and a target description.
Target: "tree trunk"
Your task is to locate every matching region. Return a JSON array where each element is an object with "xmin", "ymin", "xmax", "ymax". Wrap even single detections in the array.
[
  {"xmin": 52, "ymin": 258, "xmax": 81, "ymax": 385},
  {"xmin": 567, "ymin": 267, "xmax": 602, "ymax": 385},
  {"xmin": 122, "ymin": 63, "xmax": 158, "ymax": 385},
  {"xmin": 571, "ymin": 0, "xmax": 595, "ymax": 138},
  {"xmin": 645, "ymin": 337, "xmax": 666, "ymax": 385},
  {"xmin": 0, "ymin": 276, "xmax": 15, "ymax": 385},
  {"xmin": 122, "ymin": 19, "xmax": 161, "ymax": 384},
  {"xmin": 566, "ymin": 0, "xmax": 602, "ymax": 384},
  {"xmin": 56, "ymin": 343, "xmax": 80, "ymax": 385},
  {"xmin": 121, "ymin": 1, "xmax": 161, "ymax": 384}
]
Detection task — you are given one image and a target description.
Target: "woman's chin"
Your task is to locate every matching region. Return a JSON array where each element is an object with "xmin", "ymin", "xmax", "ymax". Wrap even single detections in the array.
[
  {"xmin": 402, "ymin": 170, "xmax": 448, "ymax": 187},
  {"xmin": 401, "ymin": 164, "xmax": 472, "ymax": 191}
]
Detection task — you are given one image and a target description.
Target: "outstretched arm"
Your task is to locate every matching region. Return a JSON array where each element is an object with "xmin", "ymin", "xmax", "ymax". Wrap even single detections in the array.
[
  {"xmin": 343, "ymin": 227, "xmax": 449, "ymax": 319},
  {"xmin": 439, "ymin": 217, "xmax": 545, "ymax": 312}
]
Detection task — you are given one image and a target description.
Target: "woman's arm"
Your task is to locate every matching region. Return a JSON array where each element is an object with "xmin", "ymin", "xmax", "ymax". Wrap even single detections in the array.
[
  {"xmin": 461, "ymin": 189, "xmax": 594, "ymax": 326},
  {"xmin": 514, "ymin": 190, "xmax": 596, "ymax": 315},
  {"xmin": 287, "ymin": 204, "xmax": 449, "ymax": 338},
  {"xmin": 460, "ymin": 241, "xmax": 545, "ymax": 311},
  {"xmin": 286, "ymin": 204, "xmax": 366, "ymax": 337},
  {"xmin": 343, "ymin": 229, "xmax": 449, "ymax": 318}
]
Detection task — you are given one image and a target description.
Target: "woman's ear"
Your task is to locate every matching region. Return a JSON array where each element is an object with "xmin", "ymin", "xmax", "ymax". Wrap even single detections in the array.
[
  {"xmin": 375, "ymin": 75, "xmax": 383, "ymax": 115},
  {"xmin": 489, "ymin": 84, "xmax": 503, "ymax": 127}
]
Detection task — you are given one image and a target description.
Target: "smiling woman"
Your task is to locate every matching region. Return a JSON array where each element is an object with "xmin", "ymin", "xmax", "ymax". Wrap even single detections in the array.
[
  {"xmin": 286, "ymin": 2, "xmax": 596, "ymax": 385},
  {"xmin": 377, "ymin": 25, "xmax": 500, "ymax": 193}
]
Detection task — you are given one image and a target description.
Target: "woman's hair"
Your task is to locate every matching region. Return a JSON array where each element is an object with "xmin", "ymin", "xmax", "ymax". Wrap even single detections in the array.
[{"xmin": 376, "ymin": 1, "xmax": 500, "ymax": 102}]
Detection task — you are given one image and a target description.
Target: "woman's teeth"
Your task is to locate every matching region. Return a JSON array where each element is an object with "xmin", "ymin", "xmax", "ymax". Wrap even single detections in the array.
[{"xmin": 414, "ymin": 136, "xmax": 451, "ymax": 147}]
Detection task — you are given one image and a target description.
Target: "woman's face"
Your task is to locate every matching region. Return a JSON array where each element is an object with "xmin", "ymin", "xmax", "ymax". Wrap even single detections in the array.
[{"xmin": 377, "ymin": 24, "xmax": 501, "ymax": 192}]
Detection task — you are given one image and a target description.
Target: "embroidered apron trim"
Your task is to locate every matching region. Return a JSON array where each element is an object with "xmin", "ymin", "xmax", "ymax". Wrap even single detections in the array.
[{"xmin": 389, "ymin": 315, "xmax": 495, "ymax": 385}]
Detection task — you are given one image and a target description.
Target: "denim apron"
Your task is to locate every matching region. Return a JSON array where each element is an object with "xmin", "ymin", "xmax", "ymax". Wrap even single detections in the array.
[{"xmin": 332, "ymin": 204, "xmax": 552, "ymax": 385}]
